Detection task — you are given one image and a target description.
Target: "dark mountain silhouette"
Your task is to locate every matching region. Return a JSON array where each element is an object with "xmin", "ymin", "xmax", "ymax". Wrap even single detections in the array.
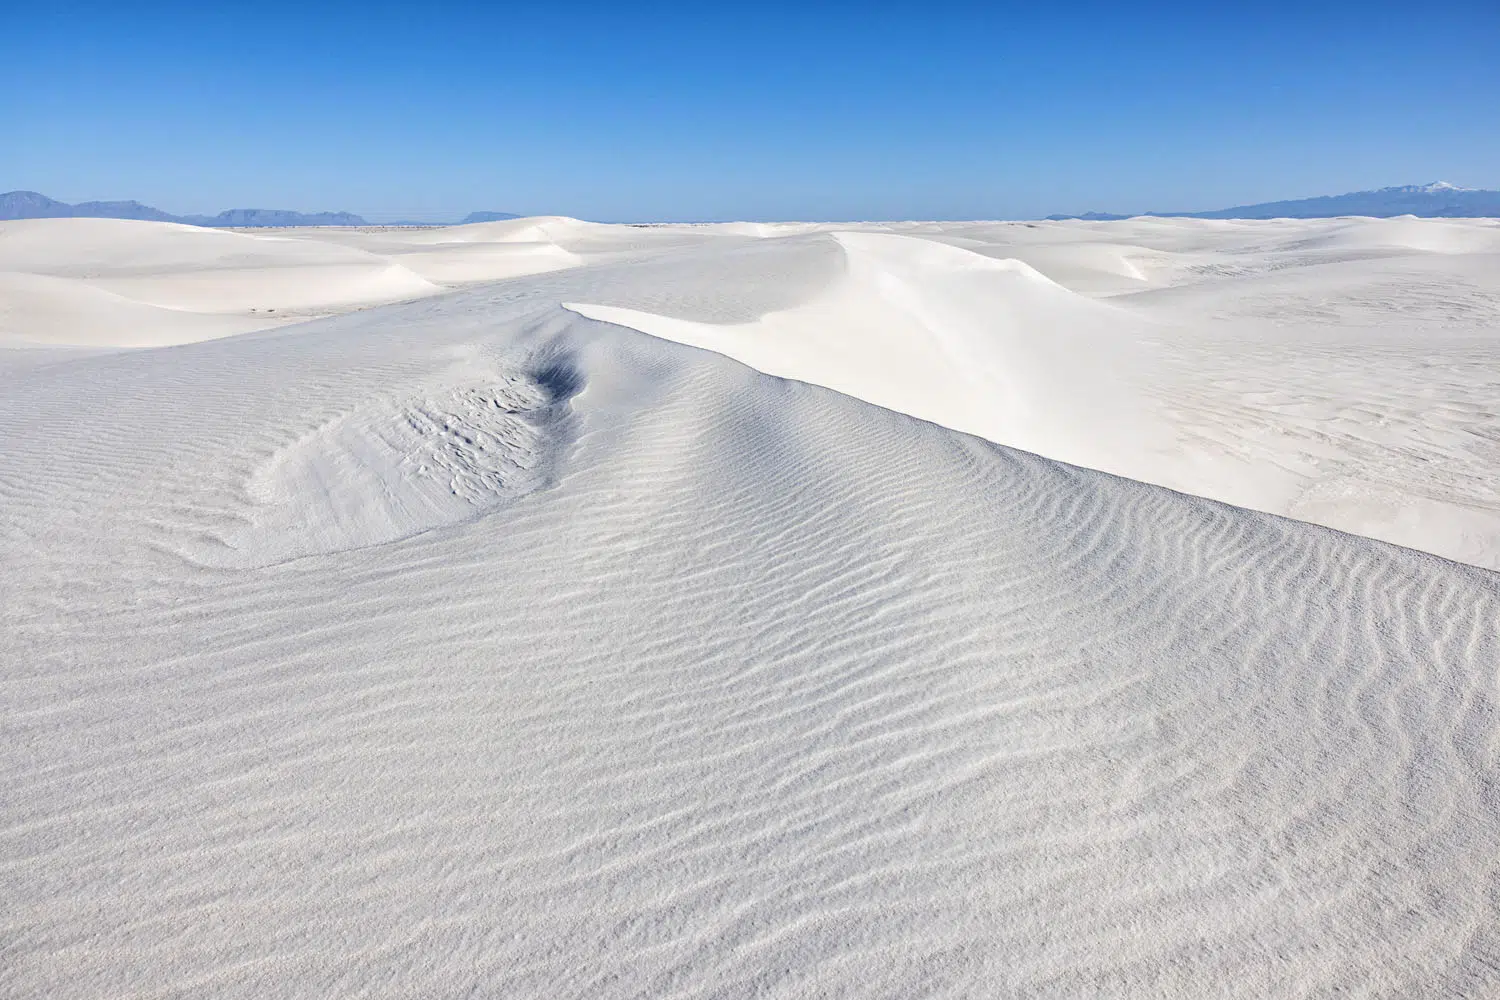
[
  {"xmin": 193, "ymin": 208, "xmax": 368, "ymax": 227},
  {"xmin": 1047, "ymin": 183, "xmax": 1500, "ymax": 221},
  {"xmin": 460, "ymin": 211, "xmax": 523, "ymax": 223},
  {"xmin": 0, "ymin": 192, "xmax": 528, "ymax": 226},
  {"xmin": 0, "ymin": 191, "xmax": 370, "ymax": 226}
]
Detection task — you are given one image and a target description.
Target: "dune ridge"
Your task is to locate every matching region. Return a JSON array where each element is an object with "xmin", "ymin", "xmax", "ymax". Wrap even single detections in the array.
[{"xmin": 568, "ymin": 231, "xmax": 1174, "ymax": 483}]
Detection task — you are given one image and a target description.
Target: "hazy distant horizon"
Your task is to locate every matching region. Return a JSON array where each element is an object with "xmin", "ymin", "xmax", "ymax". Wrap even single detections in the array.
[
  {"xmin": 6, "ymin": 180, "xmax": 1500, "ymax": 227},
  {"xmin": 18, "ymin": 177, "xmax": 1500, "ymax": 229}
]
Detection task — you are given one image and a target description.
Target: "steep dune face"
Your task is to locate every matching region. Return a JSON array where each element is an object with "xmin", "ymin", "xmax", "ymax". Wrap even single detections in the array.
[
  {"xmin": 561, "ymin": 224, "xmax": 1500, "ymax": 569},
  {"xmin": 3, "ymin": 282, "xmax": 1499, "ymax": 997},
  {"xmin": 568, "ymin": 232, "xmax": 1178, "ymax": 482}
]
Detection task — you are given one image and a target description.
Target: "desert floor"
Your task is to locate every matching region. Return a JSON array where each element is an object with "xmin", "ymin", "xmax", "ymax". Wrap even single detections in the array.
[{"xmin": 3, "ymin": 214, "xmax": 1499, "ymax": 997}]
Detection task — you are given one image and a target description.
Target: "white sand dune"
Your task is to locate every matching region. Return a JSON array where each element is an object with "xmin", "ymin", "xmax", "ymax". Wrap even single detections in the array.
[
  {"xmin": 289, "ymin": 218, "xmax": 591, "ymax": 283},
  {"xmin": 3, "ymin": 215, "xmax": 1500, "ymax": 997},
  {"xmin": 0, "ymin": 218, "xmax": 440, "ymax": 346},
  {"xmin": 564, "ymin": 221, "xmax": 1500, "ymax": 568},
  {"xmin": 567, "ymin": 232, "xmax": 1176, "ymax": 482},
  {"xmin": 0, "ymin": 217, "xmax": 782, "ymax": 348},
  {"xmin": 0, "ymin": 269, "xmax": 271, "ymax": 347},
  {"xmin": 1287, "ymin": 215, "xmax": 1500, "ymax": 254}
]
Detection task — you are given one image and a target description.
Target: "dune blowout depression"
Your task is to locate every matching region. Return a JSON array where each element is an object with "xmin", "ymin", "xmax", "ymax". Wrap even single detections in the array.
[{"xmin": 5, "ymin": 214, "xmax": 1500, "ymax": 997}]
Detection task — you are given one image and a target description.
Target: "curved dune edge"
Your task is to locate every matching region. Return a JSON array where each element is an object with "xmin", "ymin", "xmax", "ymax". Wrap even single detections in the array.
[
  {"xmin": 567, "ymin": 231, "xmax": 1174, "ymax": 484},
  {"xmin": 0, "ymin": 217, "xmax": 600, "ymax": 348},
  {"xmin": 564, "ymin": 229, "xmax": 1500, "ymax": 569}
]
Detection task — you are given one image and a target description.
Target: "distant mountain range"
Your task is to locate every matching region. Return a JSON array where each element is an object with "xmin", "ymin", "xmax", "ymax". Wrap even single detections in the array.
[
  {"xmin": 0, "ymin": 191, "xmax": 520, "ymax": 227},
  {"xmin": 460, "ymin": 210, "xmax": 524, "ymax": 224},
  {"xmin": 1047, "ymin": 183, "xmax": 1500, "ymax": 221},
  {"xmin": 8, "ymin": 183, "xmax": 1498, "ymax": 227},
  {"xmin": 382, "ymin": 212, "xmax": 527, "ymax": 226}
]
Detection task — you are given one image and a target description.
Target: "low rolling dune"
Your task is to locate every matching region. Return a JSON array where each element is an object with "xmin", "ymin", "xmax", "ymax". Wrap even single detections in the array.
[{"xmin": 3, "ymin": 214, "xmax": 1499, "ymax": 997}]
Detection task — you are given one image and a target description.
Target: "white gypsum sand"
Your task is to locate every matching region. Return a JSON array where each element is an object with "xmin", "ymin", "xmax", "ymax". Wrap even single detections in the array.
[{"xmin": 2, "ymin": 214, "xmax": 1499, "ymax": 997}]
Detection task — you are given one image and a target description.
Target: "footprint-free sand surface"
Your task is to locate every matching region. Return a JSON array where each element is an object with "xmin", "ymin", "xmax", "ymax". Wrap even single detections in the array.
[{"xmin": 3, "ymin": 215, "xmax": 1499, "ymax": 997}]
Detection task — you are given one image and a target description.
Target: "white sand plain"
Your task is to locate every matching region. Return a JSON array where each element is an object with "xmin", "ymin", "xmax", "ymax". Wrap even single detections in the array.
[{"xmin": 3, "ymin": 214, "xmax": 1499, "ymax": 996}]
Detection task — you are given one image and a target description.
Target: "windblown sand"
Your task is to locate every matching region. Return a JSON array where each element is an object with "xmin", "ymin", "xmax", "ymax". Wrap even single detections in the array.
[{"xmin": 3, "ymin": 215, "xmax": 1499, "ymax": 997}]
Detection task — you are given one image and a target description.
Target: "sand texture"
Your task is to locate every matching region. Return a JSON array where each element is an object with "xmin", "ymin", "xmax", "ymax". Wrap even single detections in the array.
[{"xmin": 3, "ymin": 215, "xmax": 1500, "ymax": 997}]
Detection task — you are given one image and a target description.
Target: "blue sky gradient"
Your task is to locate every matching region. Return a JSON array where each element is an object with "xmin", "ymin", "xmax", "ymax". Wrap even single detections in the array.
[{"xmin": 5, "ymin": 1, "xmax": 1498, "ymax": 221}]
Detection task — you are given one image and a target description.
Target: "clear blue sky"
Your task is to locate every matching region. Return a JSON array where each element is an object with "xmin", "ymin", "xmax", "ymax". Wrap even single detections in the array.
[{"xmin": 5, "ymin": 1, "xmax": 1497, "ymax": 221}]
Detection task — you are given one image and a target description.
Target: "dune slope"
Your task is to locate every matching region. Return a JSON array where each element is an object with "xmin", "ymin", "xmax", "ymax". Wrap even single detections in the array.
[
  {"xmin": 563, "ymin": 222, "xmax": 1500, "ymax": 568},
  {"xmin": 567, "ymin": 231, "xmax": 1177, "ymax": 483},
  {"xmin": 3, "ymin": 267, "xmax": 1499, "ymax": 997}
]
